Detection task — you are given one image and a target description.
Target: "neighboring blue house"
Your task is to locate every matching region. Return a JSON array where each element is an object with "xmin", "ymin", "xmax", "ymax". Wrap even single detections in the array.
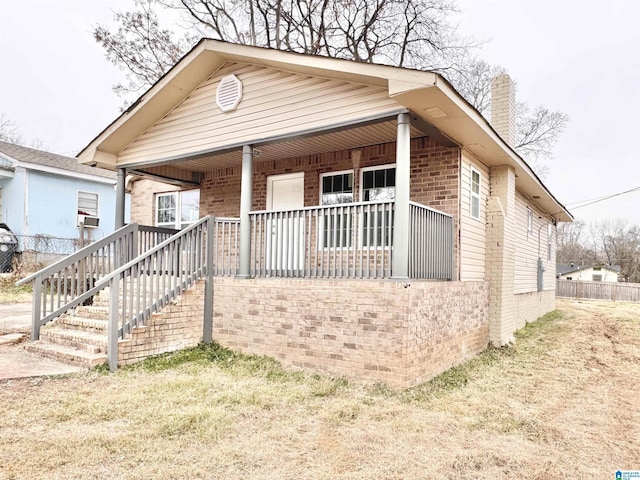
[{"xmin": 0, "ymin": 141, "xmax": 126, "ymax": 244}]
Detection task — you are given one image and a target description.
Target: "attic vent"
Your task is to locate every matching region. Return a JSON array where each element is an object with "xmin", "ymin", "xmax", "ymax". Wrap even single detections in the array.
[{"xmin": 216, "ymin": 74, "xmax": 243, "ymax": 112}]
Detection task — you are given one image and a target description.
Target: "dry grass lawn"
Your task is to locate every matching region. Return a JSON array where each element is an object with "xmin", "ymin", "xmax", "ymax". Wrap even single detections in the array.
[
  {"xmin": 1, "ymin": 298, "xmax": 638, "ymax": 479},
  {"xmin": 0, "ymin": 277, "xmax": 31, "ymax": 304}
]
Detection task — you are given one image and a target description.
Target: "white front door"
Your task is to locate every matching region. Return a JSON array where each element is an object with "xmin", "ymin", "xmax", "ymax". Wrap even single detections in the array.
[{"xmin": 266, "ymin": 173, "xmax": 305, "ymax": 273}]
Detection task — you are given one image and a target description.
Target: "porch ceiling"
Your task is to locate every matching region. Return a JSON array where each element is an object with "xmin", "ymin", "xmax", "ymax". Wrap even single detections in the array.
[{"xmin": 132, "ymin": 119, "xmax": 425, "ymax": 175}]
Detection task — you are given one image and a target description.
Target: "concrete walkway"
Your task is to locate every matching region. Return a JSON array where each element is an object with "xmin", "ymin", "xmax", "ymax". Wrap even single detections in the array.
[{"xmin": 0, "ymin": 302, "xmax": 85, "ymax": 380}]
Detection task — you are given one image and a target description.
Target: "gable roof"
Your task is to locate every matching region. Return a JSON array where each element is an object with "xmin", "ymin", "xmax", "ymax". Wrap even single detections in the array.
[
  {"xmin": 0, "ymin": 141, "xmax": 115, "ymax": 181},
  {"xmin": 556, "ymin": 264, "xmax": 621, "ymax": 275},
  {"xmin": 77, "ymin": 38, "xmax": 572, "ymax": 222}
]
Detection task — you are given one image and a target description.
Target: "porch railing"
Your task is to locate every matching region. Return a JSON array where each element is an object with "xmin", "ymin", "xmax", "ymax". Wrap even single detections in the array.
[
  {"xmin": 17, "ymin": 224, "xmax": 178, "ymax": 340},
  {"xmin": 248, "ymin": 200, "xmax": 453, "ymax": 280},
  {"xmin": 409, "ymin": 202, "xmax": 454, "ymax": 280},
  {"xmin": 96, "ymin": 216, "xmax": 213, "ymax": 371},
  {"xmin": 249, "ymin": 201, "xmax": 394, "ymax": 278},
  {"xmin": 213, "ymin": 217, "xmax": 240, "ymax": 276}
]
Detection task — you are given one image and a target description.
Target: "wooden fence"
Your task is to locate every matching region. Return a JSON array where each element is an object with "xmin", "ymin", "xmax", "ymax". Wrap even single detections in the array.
[{"xmin": 556, "ymin": 280, "xmax": 640, "ymax": 302}]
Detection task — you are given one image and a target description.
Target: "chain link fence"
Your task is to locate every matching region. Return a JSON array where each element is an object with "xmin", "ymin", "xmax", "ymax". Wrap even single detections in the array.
[{"xmin": 7, "ymin": 234, "xmax": 95, "ymax": 276}]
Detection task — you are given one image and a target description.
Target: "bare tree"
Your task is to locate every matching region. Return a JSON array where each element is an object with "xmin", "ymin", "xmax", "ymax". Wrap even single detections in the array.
[
  {"xmin": 446, "ymin": 57, "xmax": 567, "ymax": 175},
  {"xmin": 556, "ymin": 220, "xmax": 590, "ymax": 265},
  {"xmin": 591, "ymin": 220, "xmax": 640, "ymax": 283},
  {"xmin": 0, "ymin": 114, "xmax": 24, "ymax": 144},
  {"xmin": 94, "ymin": 0, "xmax": 189, "ymax": 96},
  {"xmin": 93, "ymin": 0, "xmax": 566, "ymax": 167}
]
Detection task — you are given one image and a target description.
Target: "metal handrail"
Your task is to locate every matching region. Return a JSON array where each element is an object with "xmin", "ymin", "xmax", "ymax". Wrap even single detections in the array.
[
  {"xmin": 18, "ymin": 223, "xmax": 180, "ymax": 341},
  {"xmin": 103, "ymin": 216, "xmax": 213, "ymax": 371}
]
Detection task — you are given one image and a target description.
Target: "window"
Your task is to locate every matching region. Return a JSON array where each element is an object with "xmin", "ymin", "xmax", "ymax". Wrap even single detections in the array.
[
  {"xmin": 321, "ymin": 172, "xmax": 353, "ymax": 205},
  {"xmin": 547, "ymin": 224, "xmax": 553, "ymax": 261},
  {"xmin": 361, "ymin": 165, "xmax": 395, "ymax": 247},
  {"xmin": 320, "ymin": 171, "xmax": 354, "ymax": 248},
  {"xmin": 78, "ymin": 191, "xmax": 99, "ymax": 217},
  {"xmin": 592, "ymin": 274, "xmax": 603, "ymax": 282},
  {"xmin": 593, "ymin": 266, "xmax": 602, "ymax": 271},
  {"xmin": 155, "ymin": 190, "xmax": 200, "ymax": 229},
  {"xmin": 362, "ymin": 165, "xmax": 396, "ymax": 202},
  {"xmin": 470, "ymin": 168, "xmax": 481, "ymax": 220}
]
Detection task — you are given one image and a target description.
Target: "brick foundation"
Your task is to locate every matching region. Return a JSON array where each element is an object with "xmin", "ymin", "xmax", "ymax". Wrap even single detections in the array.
[
  {"xmin": 113, "ymin": 276, "xmax": 493, "ymax": 387},
  {"xmin": 212, "ymin": 277, "xmax": 488, "ymax": 388},
  {"xmin": 117, "ymin": 281, "xmax": 205, "ymax": 366},
  {"xmin": 514, "ymin": 290, "xmax": 556, "ymax": 330}
]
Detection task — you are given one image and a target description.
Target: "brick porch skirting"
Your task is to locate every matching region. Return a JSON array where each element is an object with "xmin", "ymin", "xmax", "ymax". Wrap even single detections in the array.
[{"xmin": 213, "ymin": 278, "xmax": 489, "ymax": 388}]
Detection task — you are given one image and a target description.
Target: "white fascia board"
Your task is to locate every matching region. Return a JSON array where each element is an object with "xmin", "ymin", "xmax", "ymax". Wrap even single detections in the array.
[{"xmin": 17, "ymin": 161, "xmax": 116, "ymax": 185}]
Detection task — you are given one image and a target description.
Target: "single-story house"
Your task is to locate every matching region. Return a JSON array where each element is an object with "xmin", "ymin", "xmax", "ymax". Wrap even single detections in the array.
[
  {"xmin": 0, "ymin": 141, "xmax": 125, "ymax": 244},
  {"xmin": 556, "ymin": 264, "xmax": 620, "ymax": 282},
  {"xmin": 41, "ymin": 39, "xmax": 571, "ymax": 387}
]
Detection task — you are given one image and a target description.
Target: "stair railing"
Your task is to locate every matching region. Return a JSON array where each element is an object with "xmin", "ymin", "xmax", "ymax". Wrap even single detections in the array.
[
  {"xmin": 94, "ymin": 216, "xmax": 213, "ymax": 371},
  {"xmin": 16, "ymin": 224, "xmax": 178, "ymax": 341}
]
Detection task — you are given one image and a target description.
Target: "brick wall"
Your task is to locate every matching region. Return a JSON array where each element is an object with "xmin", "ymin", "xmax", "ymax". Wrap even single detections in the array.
[
  {"xmin": 212, "ymin": 277, "xmax": 488, "ymax": 388},
  {"xmin": 514, "ymin": 290, "xmax": 556, "ymax": 330},
  {"xmin": 200, "ymin": 137, "xmax": 460, "ymax": 216},
  {"xmin": 491, "ymin": 74, "xmax": 516, "ymax": 147},
  {"xmin": 485, "ymin": 166, "xmax": 517, "ymax": 345},
  {"xmin": 117, "ymin": 281, "xmax": 205, "ymax": 366},
  {"xmin": 129, "ymin": 178, "xmax": 180, "ymax": 225},
  {"xmin": 406, "ymin": 281, "xmax": 489, "ymax": 385}
]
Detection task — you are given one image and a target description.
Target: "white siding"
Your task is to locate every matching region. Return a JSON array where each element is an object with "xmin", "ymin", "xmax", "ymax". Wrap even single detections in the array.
[
  {"xmin": 118, "ymin": 62, "xmax": 401, "ymax": 166},
  {"xmin": 514, "ymin": 192, "xmax": 556, "ymax": 293},
  {"xmin": 459, "ymin": 152, "xmax": 489, "ymax": 281},
  {"xmin": 559, "ymin": 267, "xmax": 618, "ymax": 282}
]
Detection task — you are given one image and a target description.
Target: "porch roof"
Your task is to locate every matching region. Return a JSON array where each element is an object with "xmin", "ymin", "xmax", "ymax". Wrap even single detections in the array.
[{"xmin": 77, "ymin": 39, "xmax": 572, "ymax": 222}]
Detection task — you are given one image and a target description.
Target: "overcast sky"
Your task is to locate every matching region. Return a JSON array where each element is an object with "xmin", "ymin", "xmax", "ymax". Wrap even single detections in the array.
[{"xmin": 1, "ymin": 0, "xmax": 639, "ymax": 225}]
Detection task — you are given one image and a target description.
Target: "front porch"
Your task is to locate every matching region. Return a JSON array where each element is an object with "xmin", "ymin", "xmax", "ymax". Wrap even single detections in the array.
[
  {"xmin": 214, "ymin": 199, "xmax": 453, "ymax": 280},
  {"xmin": 123, "ymin": 112, "xmax": 461, "ymax": 283}
]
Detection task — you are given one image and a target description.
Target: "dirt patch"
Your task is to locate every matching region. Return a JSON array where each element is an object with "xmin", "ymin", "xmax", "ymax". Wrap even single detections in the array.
[{"xmin": 0, "ymin": 298, "xmax": 638, "ymax": 479}]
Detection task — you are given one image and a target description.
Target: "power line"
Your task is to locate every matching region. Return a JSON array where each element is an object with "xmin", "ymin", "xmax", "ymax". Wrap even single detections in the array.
[{"xmin": 565, "ymin": 185, "xmax": 640, "ymax": 210}]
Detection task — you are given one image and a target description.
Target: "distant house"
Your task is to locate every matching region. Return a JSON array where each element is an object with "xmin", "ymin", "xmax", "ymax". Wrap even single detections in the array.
[
  {"xmin": 556, "ymin": 264, "xmax": 620, "ymax": 282},
  {"xmin": 0, "ymin": 141, "xmax": 125, "ymax": 243}
]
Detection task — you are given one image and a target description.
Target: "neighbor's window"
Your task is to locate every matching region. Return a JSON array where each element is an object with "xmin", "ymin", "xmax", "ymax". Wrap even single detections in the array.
[
  {"xmin": 321, "ymin": 171, "xmax": 353, "ymax": 248},
  {"xmin": 593, "ymin": 266, "xmax": 602, "ymax": 271},
  {"xmin": 470, "ymin": 168, "xmax": 481, "ymax": 220},
  {"xmin": 592, "ymin": 274, "xmax": 603, "ymax": 282},
  {"xmin": 361, "ymin": 165, "xmax": 395, "ymax": 247},
  {"xmin": 155, "ymin": 190, "xmax": 200, "ymax": 229},
  {"xmin": 77, "ymin": 191, "xmax": 99, "ymax": 216}
]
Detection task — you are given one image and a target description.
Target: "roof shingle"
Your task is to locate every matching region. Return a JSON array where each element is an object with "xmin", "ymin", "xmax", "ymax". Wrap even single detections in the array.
[{"xmin": 0, "ymin": 141, "xmax": 115, "ymax": 180}]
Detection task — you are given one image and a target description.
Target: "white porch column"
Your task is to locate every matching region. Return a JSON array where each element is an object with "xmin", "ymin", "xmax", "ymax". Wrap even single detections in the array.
[
  {"xmin": 115, "ymin": 168, "xmax": 126, "ymax": 229},
  {"xmin": 237, "ymin": 145, "xmax": 253, "ymax": 278},
  {"xmin": 391, "ymin": 113, "xmax": 411, "ymax": 280}
]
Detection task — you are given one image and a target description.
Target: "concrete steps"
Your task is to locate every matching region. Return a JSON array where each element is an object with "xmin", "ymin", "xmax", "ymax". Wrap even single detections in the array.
[{"xmin": 25, "ymin": 305, "xmax": 109, "ymax": 369}]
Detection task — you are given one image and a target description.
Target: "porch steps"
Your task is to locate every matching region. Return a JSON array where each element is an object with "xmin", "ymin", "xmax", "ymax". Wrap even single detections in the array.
[{"xmin": 25, "ymin": 303, "xmax": 109, "ymax": 369}]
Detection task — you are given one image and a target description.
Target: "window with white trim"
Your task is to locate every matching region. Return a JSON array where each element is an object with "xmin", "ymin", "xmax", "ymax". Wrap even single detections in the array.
[
  {"xmin": 77, "ymin": 191, "xmax": 99, "ymax": 217},
  {"xmin": 320, "ymin": 171, "xmax": 353, "ymax": 248},
  {"xmin": 470, "ymin": 168, "xmax": 481, "ymax": 220},
  {"xmin": 361, "ymin": 165, "xmax": 395, "ymax": 247},
  {"xmin": 155, "ymin": 190, "xmax": 200, "ymax": 229}
]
